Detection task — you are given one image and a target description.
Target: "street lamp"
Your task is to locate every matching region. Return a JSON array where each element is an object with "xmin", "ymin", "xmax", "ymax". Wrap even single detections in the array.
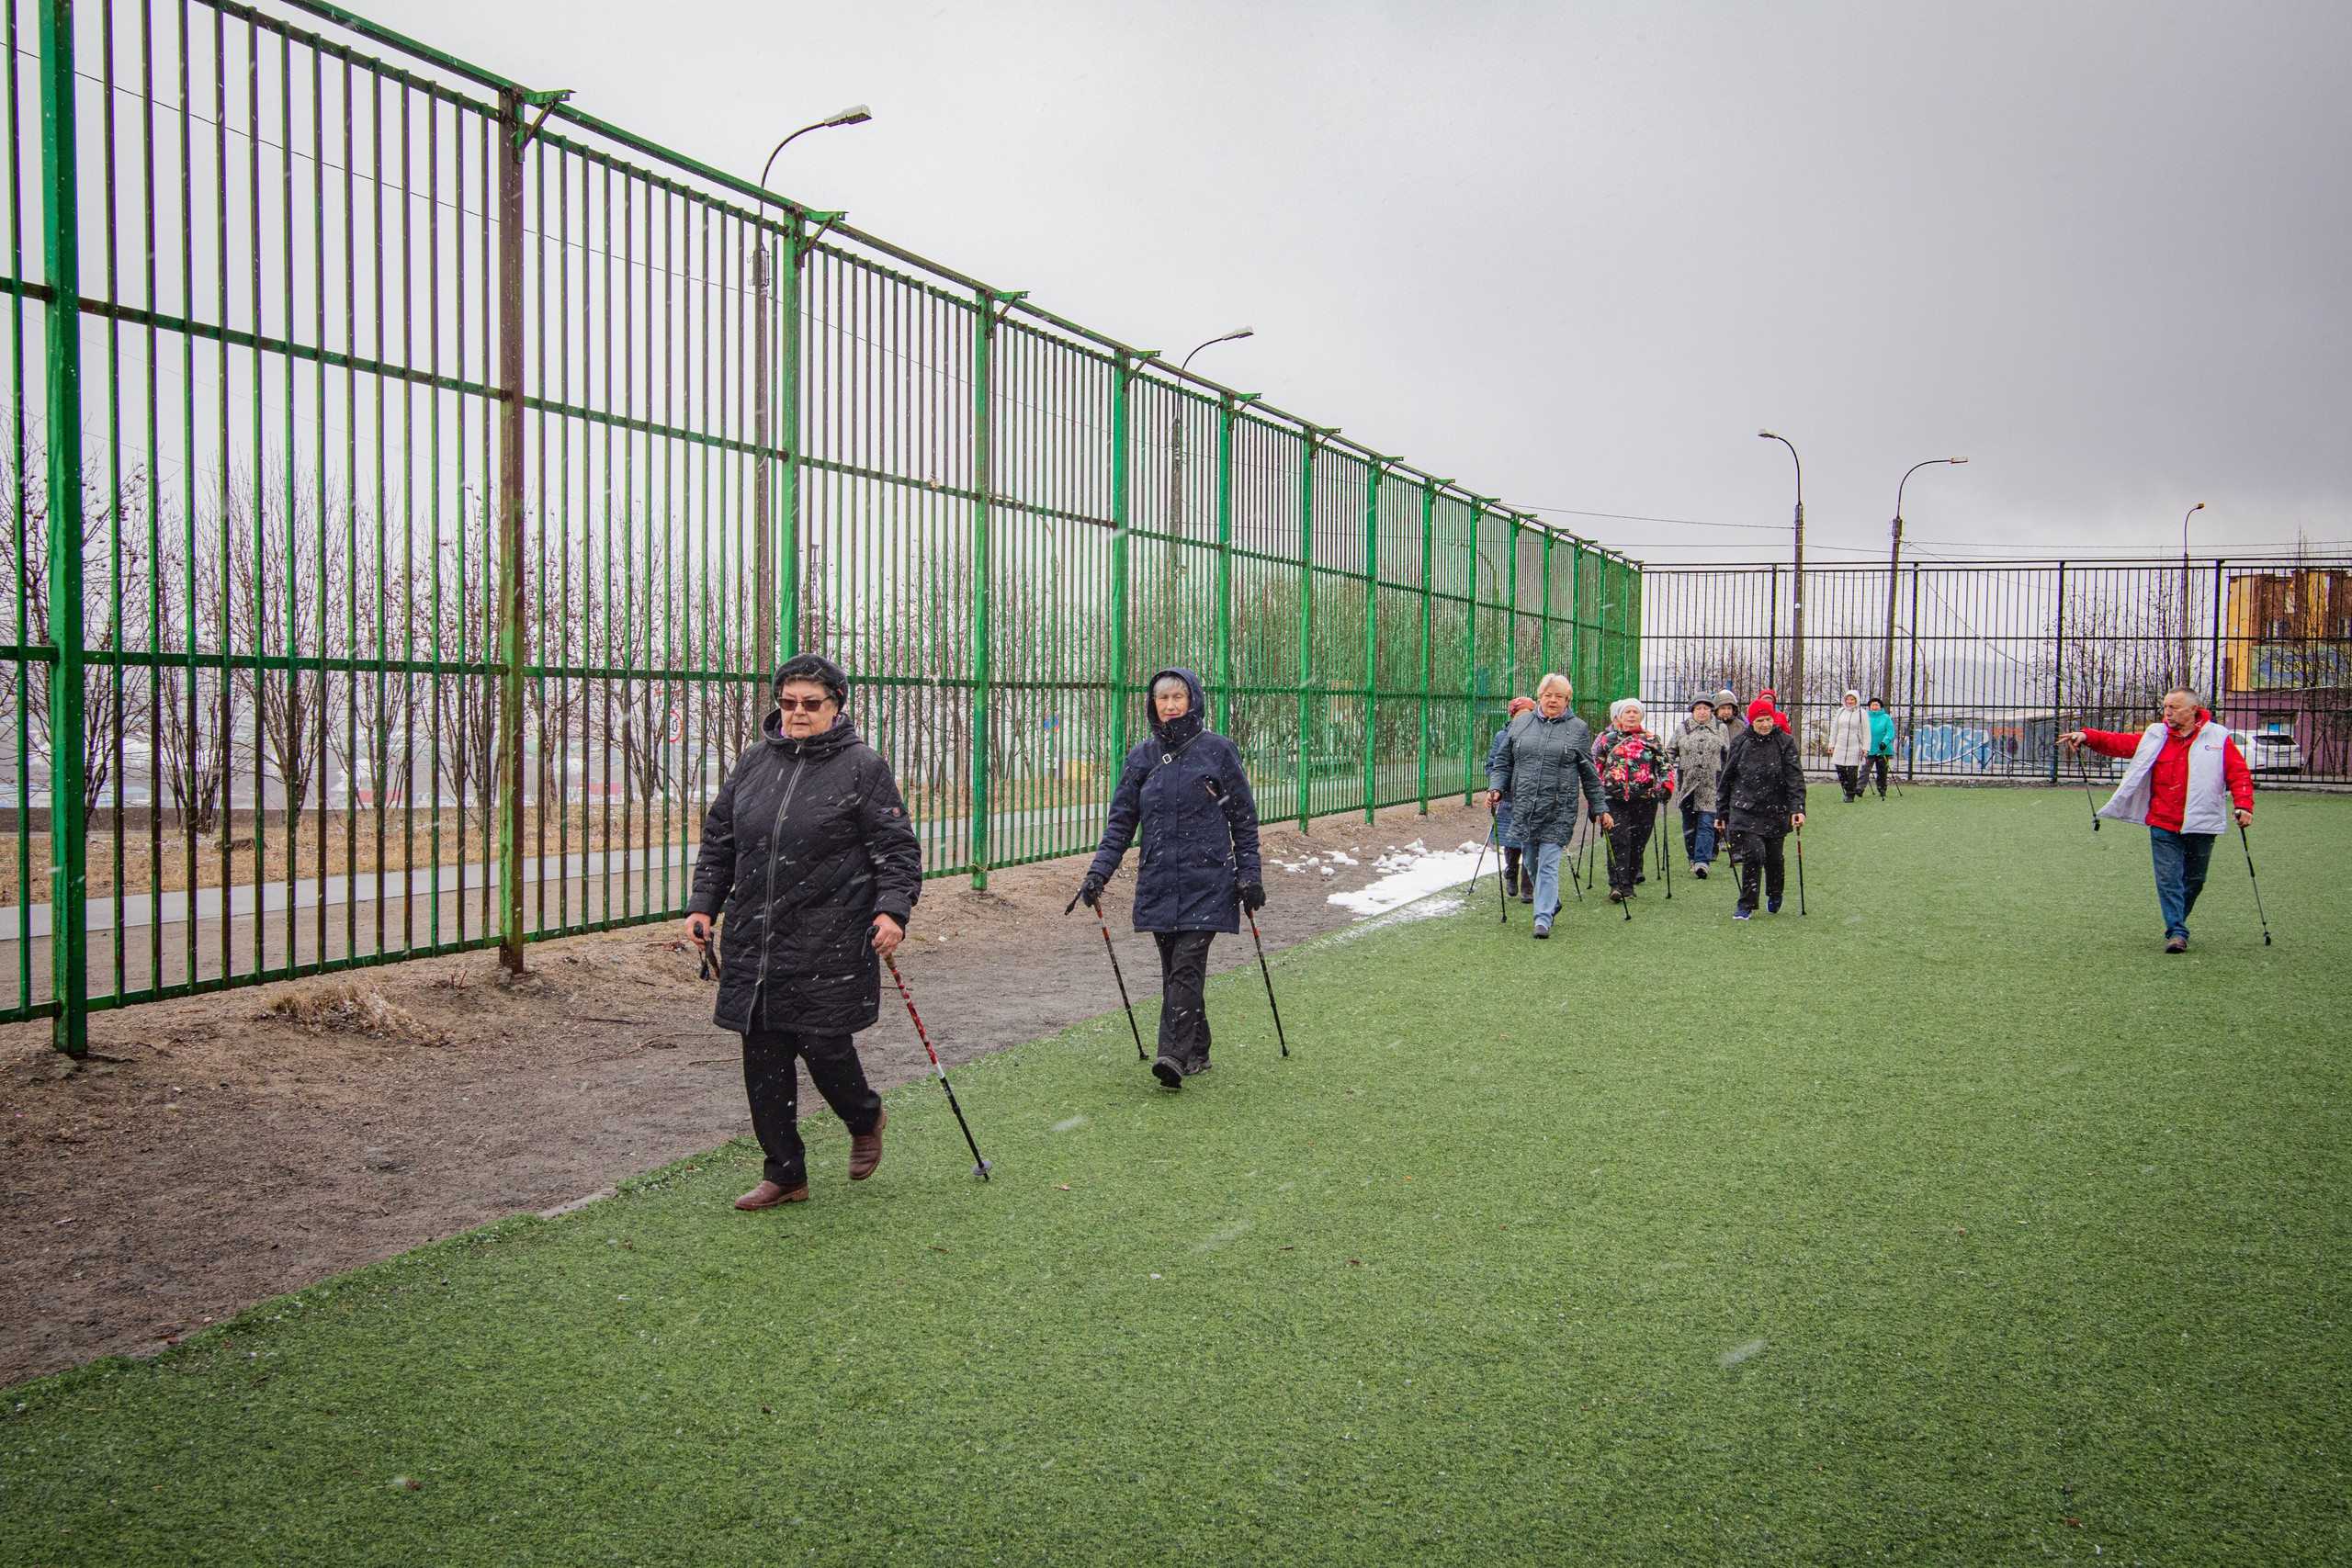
[
  {"xmin": 1757, "ymin": 431, "xmax": 1805, "ymax": 739},
  {"xmin": 1882, "ymin": 457, "xmax": 1967, "ymax": 712},
  {"xmin": 751, "ymin": 105, "xmax": 872, "ymax": 667},
  {"xmin": 2178, "ymin": 501, "xmax": 2205, "ymax": 689},
  {"xmin": 1169, "ymin": 328, "xmax": 1252, "ymax": 536}
]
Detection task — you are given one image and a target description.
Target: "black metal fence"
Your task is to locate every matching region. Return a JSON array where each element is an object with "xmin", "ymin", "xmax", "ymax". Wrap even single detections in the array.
[{"xmin": 1641, "ymin": 556, "xmax": 2352, "ymax": 785}]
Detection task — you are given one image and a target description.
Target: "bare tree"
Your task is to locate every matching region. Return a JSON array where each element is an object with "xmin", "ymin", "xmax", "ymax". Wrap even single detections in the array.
[{"xmin": 0, "ymin": 429, "xmax": 155, "ymax": 817}]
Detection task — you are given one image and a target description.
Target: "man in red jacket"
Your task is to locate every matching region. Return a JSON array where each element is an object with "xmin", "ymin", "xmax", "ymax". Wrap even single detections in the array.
[{"xmin": 2062, "ymin": 687, "xmax": 2253, "ymax": 953}]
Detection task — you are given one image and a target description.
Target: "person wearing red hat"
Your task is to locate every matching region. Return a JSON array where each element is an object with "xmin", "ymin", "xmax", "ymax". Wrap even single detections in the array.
[
  {"xmin": 1715, "ymin": 696, "xmax": 1806, "ymax": 919},
  {"xmin": 2062, "ymin": 687, "xmax": 2252, "ymax": 953}
]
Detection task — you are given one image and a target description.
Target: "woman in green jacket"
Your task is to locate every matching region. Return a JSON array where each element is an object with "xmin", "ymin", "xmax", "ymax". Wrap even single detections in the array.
[{"xmin": 1865, "ymin": 696, "xmax": 1896, "ymax": 798}]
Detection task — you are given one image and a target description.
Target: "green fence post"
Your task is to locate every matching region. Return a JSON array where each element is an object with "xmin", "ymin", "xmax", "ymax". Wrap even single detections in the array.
[
  {"xmin": 1110, "ymin": 353, "xmax": 1132, "ymax": 770},
  {"xmin": 1363, "ymin": 459, "xmax": 1380, "ymax": 823},
  {"xmin": 780, "ymin": 214, "xmax": 805, "ymax": 654},
  {"xmin": 969, "ymin": 288, "xmax": 1000, "ymax": 889},
  {"xmin": 495, "ymin": 89, "xmax": 527, "ymax": 973},
  {"xmin": 1539, "ymin": 533, "xmax": 1553, "ymax": 681},
  {"xmin": 39, "ymin": 0, "xmax": 86, "ymax": 1055},
  {"xmin": 1215, "ymin": 391, "xmax": 1236, "ymax": 730},
  {"xmin": 1505, "ymin": 513, "xmax": 1521, "ymax": 705},
  {"xmin": 1296, "ymin": 426, "xmax": 1319, "ymax": 833},
  {"xmin": 1464, "ymin": 499, "xmax": 1480, "ymax": 804},
  {"xmin": 1418, "ymin": 479, "xmax": 1434, "ymax": 815}
]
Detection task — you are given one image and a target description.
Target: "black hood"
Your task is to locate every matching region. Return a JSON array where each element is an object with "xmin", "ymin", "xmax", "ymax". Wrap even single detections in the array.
[
  {"xmin": 762, "ymin": 707, "xmax": 863, "ymax": 759},
  {"xmin": 1148, "ymin": 667, "xmax": 1208, "ymax": 752}
]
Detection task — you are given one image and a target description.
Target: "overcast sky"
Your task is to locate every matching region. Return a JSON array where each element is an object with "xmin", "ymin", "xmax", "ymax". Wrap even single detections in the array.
[{"xmin": 370, "ymin": 0, "xmax": 2349, "ymax": 566}]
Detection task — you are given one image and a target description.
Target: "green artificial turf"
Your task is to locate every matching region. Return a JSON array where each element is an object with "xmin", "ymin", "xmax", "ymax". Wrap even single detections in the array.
[{"xmin": 3, "ymin": 786, "xmax": 2347, "ymax": 1565}]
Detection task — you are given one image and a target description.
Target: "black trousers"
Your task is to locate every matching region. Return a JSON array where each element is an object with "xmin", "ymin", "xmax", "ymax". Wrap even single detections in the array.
[
  {"xmin": 741, "ymin": 1028, "xmax": 882, "ymax": 1188},
  {"xmin": 1836, "ymin": 763, "xmax": 1862, "ymax": 800},
  {"xmin": 1606, "ymin": 797, "xmax": 1657, "ymax": 894},
  {"xmin": 1733, "ymin": 830, "xmax": 1787, "ymax": 911},
  {"xmin": 1868, "ymin": 755, "xmax": 1890, "ymax": 795},
  {"xmin": 1152, "ymin": 931, "xmax": 1216, "ymax": 1065}
]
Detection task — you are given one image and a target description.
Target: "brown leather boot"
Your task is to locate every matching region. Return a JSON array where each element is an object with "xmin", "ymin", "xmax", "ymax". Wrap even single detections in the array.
[
  {"xmin": 849, "ymin": 1108, "xmax": 887, "ymax": 1180},
  {"xmin": 734, "ymin": 1180, "xmax": 809, "ymax": 1210}
]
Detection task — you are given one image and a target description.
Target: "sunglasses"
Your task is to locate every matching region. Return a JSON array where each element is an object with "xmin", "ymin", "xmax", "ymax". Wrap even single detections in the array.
[{"xmin": 775, "ymin": 695, "xmax": 836, "ymax": 714}]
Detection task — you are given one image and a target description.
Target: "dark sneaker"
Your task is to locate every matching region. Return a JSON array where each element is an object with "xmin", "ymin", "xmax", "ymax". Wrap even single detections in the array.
[
  {"xmin": 1501, "ymin": 869, "xmax": 1519, "ymax": 898},
  {"xmin": 1152, "ymin": 1055, "xmax": 1183, "ymax": 1090},
  {"xmin": 1532, "ymin": 919, "xmax": 1551, "ymax": 940},
  {"xmin": 2164, "ymin": 936, "xmax": 2188, "ymax": 954},
  {"xmin": 1691, "ymin": 863, "xmax": 1709, "ymax": 879},
  {"xmin": 1635, "ymin": 873, "xmax": 1647, "ymax": 885},
  {"xmin": 1733, "ymin": 908, "xmax": 1754, "ymax": 921},
  {"xmin": 1181, "ymin": 1054, "xmax": 1213, "ymax": 1076},
  {"xmin": 1520, "ymin": 883, "xmax": 1534, "ymax": 903},
  {"xmin": 1768, "ymin": 899, "xmax": 1782, "ymax": 914}
]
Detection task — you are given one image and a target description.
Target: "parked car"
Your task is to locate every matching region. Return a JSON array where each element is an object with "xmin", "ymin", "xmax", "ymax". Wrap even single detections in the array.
[{"xmin": 2235, "ymin": 728, "xmax": 2305, "ymax": 775}]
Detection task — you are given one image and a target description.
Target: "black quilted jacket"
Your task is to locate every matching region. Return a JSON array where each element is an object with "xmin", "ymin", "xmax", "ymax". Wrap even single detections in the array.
[{"xmin": 686, "ymin": 711, "xmax": 922, "ymax": 1035}]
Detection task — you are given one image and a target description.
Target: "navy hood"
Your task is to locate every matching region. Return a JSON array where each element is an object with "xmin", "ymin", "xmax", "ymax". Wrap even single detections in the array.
[{"xmin": 1148, "ymin": 667, "xmax": 1208, "ymax": 752}]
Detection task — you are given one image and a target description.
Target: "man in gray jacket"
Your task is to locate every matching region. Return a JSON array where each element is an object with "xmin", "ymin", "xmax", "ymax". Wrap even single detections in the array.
[
  {"xmin": 1668, "ymin": 697, "xmax": 1730, "ymax": 878},
  {"xmin": 1484, "ymin": 672, "xmax": 1611, "ymax": 940}
]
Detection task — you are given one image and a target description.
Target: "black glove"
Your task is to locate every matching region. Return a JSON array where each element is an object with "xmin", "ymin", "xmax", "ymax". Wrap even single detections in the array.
[
  {"xmin": 1079, "ymin": 874, "xmax": 1106, "ymax": 908},
  {"xmin": 1240, "ymin": 882, "xmax": 1266, "ymax": 913}
]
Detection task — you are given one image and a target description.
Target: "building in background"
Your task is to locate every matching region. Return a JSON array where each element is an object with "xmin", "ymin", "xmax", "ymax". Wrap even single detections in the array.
[{"xmin": 2219, "ymin": 567, "xmax": 2352, "ymax": 779}]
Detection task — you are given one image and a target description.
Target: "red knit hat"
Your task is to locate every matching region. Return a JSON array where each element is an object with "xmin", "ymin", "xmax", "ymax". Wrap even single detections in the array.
[{"xmin": 1747, "ymin": 696, "xmax": 1777, "ymax": 722}]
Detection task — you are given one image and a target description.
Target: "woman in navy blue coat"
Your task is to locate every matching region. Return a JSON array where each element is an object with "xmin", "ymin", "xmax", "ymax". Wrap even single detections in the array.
[{"xmin": 1078, "ymin": 669, "xmax": 1263, "ymax": 1090}]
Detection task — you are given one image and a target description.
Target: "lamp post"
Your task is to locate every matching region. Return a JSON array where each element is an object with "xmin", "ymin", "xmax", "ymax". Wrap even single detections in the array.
[
  {"xmin": 751, "ymin": 105, "xmax": 871, "ymax": 666},
  {"xmin": 1882, "ymin": 457, "xmax": 1967, "ymax": 707},
  {"xmin": 1758, "ymin": 431, "xmax": 1805, "ymax": 739},
  {"xmin": 1169, "ymin": 328, "xmax": 1252, "ymax": 536},
  {"xmin": 2178, "ymin": 502, "xmax": 2204, "ymax": 690}
]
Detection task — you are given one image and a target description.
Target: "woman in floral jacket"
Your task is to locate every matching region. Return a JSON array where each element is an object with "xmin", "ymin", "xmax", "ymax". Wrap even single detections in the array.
[{"xmin": 1592, "ymin": 698, "xmax": 1676, "ymax": 903}]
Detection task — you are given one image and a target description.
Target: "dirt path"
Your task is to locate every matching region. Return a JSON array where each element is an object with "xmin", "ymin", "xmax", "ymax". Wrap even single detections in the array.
[{"xmin": 0, "ymin": 797, "xmax": 1490, "ymax": 1385}]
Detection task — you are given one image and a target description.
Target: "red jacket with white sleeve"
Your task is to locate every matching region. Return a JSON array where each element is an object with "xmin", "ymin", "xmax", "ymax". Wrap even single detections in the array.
[{"xmin": 2077, "ymin": 710, "xmax": 2252, "ymax": 832}]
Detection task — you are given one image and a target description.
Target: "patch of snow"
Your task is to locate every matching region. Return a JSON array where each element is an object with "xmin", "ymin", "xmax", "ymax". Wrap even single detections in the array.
[
  {"xmin": 1327, "ymin": 840, "xmax": 1489, "ymax": 916},
  {"xmin": 1324, "ymin": 897, "xmax": 1463, "ymax": 944}
]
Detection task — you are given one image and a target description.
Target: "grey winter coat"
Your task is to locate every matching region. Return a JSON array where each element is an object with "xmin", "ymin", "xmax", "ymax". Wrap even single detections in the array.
[
  {"xmin": 686, "ymin": 710, "xmax": 922, "ymax": 1036},
  {"xmin": 1086, "ymin": 668, "xmax": 1264, "ymax": 934},
  {"xmin": 1668, "ymin": 716, "xmax": 1731, "ymax": 814},
  {"xmin": 1486, "ymin": 710, "xmax": 1605, "ymax": 846}
]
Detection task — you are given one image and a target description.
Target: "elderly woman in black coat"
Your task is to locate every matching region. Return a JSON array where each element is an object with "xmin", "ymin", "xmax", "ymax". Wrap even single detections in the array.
[
  {"xmin": 684, "ymin": 653, "xmax": 922, "ymax": 1211},
  {"xmin": 1078, "ymin": 668, "xmax": 1263, "ymax": 1091},
  {"xmin": 1715, "ymin": 696, "xmax": 1807, "ymax": 919}
]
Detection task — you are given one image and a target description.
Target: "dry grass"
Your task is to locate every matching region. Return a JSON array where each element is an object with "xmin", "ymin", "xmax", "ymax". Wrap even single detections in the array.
[{"xmin": 260, "ymin": 978, "xmax": 441, "ymax": 1042}]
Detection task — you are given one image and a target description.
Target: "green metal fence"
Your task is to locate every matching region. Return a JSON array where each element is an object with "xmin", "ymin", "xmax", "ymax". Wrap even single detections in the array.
[{"xmin": 2, "ymin": 0, "xmax": 1641, "ymax": 1053}]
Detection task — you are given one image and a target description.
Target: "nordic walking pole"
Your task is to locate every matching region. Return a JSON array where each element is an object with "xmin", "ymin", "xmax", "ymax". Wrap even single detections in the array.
[
  {"xmin": 1246, "ymin": 909, "xmax": 1290, "ymax": 1057},
  {"xmin": 1658, "ymin": 807, "xmax": 1673, "ymax": 900},
  {"xmin": 1468, "ymin": 804, "xmax": 1493, "ymax": 905},
  {"xmin": 884, "ymin": 953, "xmax": 991, "ymax": 1180},
  {"xmin": 1794, "ymin": 822, "xmax": 1807, "ymax": 916},
  {"xmin": 1606, "ymin": 833, "xmax": 1631, "ymax": 920},
  {"xmin": 2076, "ymin": 747, "xmax": 2101, "ymax": 834},
  {"xmin": 1067, "ymin": 882, "xmax": 1147, "ymax": 1062},
  {"xmin": 1567, "ymin": 820, "xmax": 1585, "ymax": 901},
  {"xmin": 2239, "ymin": 822, "xmax": 2272, "ymax": 947},
  {"xmin": 1497, "ymin": 827, "xmax": 1510, "ymax": 926}
]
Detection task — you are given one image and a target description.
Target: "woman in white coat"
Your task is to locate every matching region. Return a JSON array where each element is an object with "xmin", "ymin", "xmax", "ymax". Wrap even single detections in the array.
[{"xmin": 1829, "ymin": 689, "xmax": 1871, "ymax": 802}]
